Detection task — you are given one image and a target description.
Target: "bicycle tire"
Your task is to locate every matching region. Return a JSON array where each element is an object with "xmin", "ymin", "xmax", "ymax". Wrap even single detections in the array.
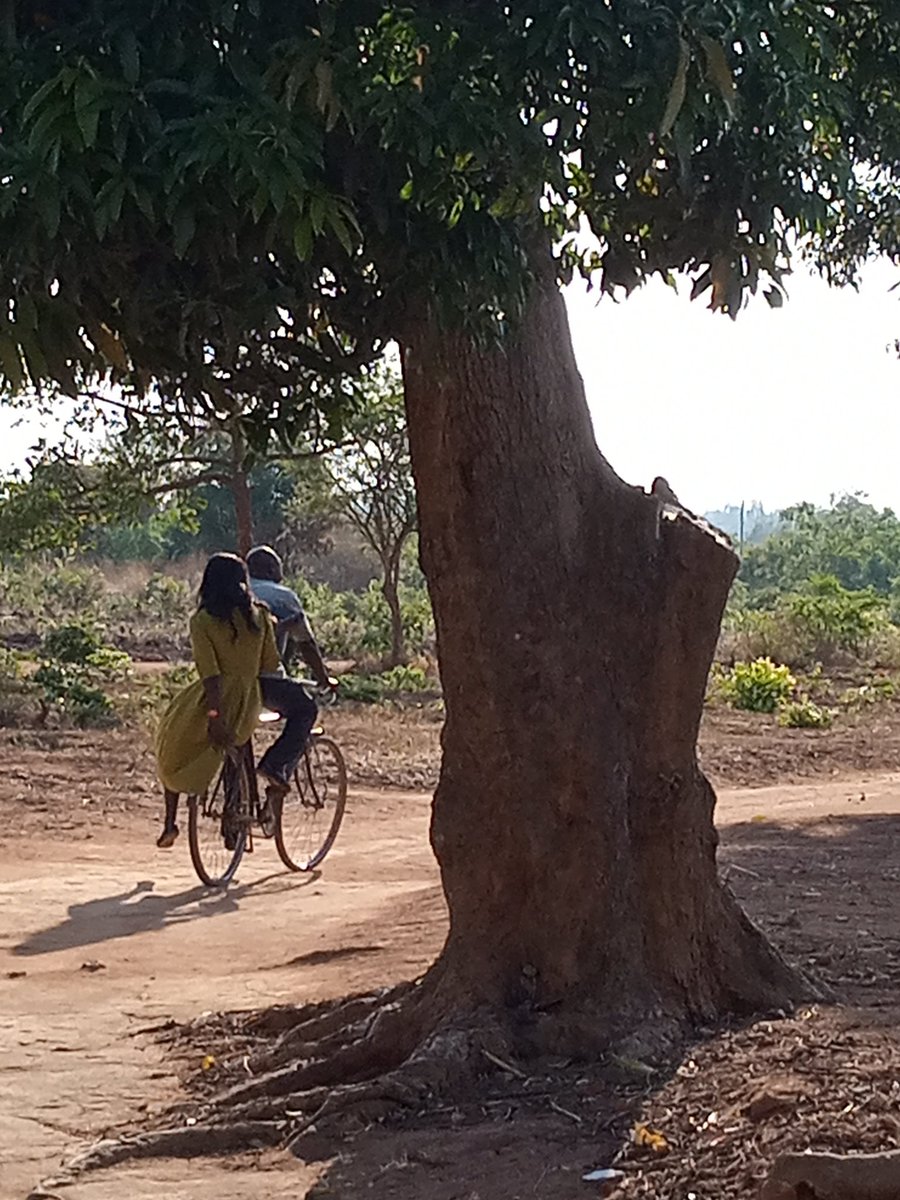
[
  {"xmin": 188, "ymin": 754, "xmax": 249, "ymax": 887},
  {"xmin": 275, "ymin": 735, "xmax": 347, "ymax": 872}
]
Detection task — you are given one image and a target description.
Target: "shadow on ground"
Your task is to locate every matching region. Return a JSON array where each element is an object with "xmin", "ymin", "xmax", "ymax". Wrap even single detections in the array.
[
  {"xmin": 12, "ymin": 868, "xmax": 320, "ymax": 958},
  {"xmin": 283, "ymin": 812, "xmax": 900, "ymax": 1199}
]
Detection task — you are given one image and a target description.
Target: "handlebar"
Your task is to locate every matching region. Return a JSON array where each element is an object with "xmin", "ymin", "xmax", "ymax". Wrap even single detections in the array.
[{"xmin": 296, "ymin": 678, "xmax": 339, "ymax": 706}]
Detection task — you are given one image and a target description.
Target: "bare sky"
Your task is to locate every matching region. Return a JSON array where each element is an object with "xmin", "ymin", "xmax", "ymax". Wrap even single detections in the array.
[
  {"xmin": 567, "ymin": 258, "xmax": 900, "ymax": 515},
  {"xmin": 2, "ymin": 259, "xmax": 899, "ymax": 516}
]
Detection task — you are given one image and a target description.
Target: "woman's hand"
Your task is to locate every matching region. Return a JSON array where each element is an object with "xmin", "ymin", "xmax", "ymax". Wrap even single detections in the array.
[{"xmin": 207, "ymin": 714, "xmax": 234, "ymax": 749}]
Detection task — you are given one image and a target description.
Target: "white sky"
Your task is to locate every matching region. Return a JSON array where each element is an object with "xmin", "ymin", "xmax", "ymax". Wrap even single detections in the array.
[
  {"xmin": 567, "ymin": 257, "xmax": 900, "ymax": 515},
  {"xmin": 2, "ymin": 258, "xmax": 899, "ymax": 516}
]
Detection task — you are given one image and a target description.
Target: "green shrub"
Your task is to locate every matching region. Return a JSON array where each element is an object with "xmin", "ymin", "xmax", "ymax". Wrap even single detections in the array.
[
  {"xmin": 291, "ymin": 577, "xmax": 435, "ymax": 662},
  {"xmin": 33, "ymin": 624, "xmax": 132, "ymax": 727},
  {"xmin": 41, "ymin": 564, "xmax": 105, "ymax": 618},
  {"xmin": 137, "ymin": 573, "xmax": 193, "ymax": 622},
  {"xmin": 785, "ymin": 574, "xmax": 885, "ymax": 660},
  {"xmin": 0, "ymin": 647, "xmax": 37, "ymax": 726},
  {"xmin": 338, "ymin": 673, "xmax": 385, "ymax": 703},
  {"xmin": 777, "ymin": 698, "xmax": 835, "ymax": 729},
  {"xmin": 43, "ymin": 623, "xmax": 103, "ymax": 663},
  {"xmin": 32, "ymin": 662, "xmax": 116, "ymax": 727},
  {"xmin": 141, "ymin": 663, "xmax": 197, "ymax": 716},
  {"xmin": 337, "ymin": 664, "xmax": 436, "ymax": 704},
  {"xmin": 376, "ymin": 664, "xmax": 430, "ymax": 693},
  {"xmin": 840, "ymin": 676, "xmax": 897, "ymax": 709},
  {"xmin": 722, "ymin": 658, "xmax": 795, "ymax": 713}
]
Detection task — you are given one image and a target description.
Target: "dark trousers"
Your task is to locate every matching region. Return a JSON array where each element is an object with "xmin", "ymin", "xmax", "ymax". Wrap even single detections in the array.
[{"xmin": 258, "ymin": 676, "xmax": 318, "ymax": 784}]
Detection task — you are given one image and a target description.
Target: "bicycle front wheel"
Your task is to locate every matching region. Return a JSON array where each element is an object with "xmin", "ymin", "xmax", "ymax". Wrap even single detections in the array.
[
  {"xmin": 275, "ymin": 735, "xmax": 347, "ymax": 872},
  {"xmin": 188, "ymin": 755, "xmax": 249, "ymax": 887}
]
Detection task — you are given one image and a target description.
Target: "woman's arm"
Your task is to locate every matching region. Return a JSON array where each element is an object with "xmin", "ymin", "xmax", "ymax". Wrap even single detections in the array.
[{"xmin": 191, "ymin": 615, "xmax": 232, "ymax": 748}]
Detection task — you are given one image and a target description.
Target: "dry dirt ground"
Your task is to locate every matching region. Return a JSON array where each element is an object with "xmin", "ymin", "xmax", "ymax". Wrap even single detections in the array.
[{"xmin": 1, "ymin": 707, "xmax": 900, "ymax": 1198}]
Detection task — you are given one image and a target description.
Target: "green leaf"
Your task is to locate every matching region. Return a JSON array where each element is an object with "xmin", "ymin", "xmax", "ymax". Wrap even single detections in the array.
[
  {"xmin": 447, "ymin": 196, "xmax": 464, "ymax": 228},
  {"xmin": 74, "ymin": 76, "xmax": 102, "ymax": 150},
  {"xmin": 699, "ymin": 35, "xmax": 736, "ymax": 116},
  {"xmin": 0, "ymin": 336, "xmax": 24, "ymax": 391},
  {"xmin": 328, "ymin": 207, "xmax": 354, "ymax": 255},
  {"xmin": 23, "ymin": 75, "xmax": 63, "ymax": 123},
  {"xmin": 660, "ymin": 36, "xmax": 690, "ymax": 138},
  {"xmin": 293, "ymin": 216, "xmax": 313, "ymax": 260},
  {"xmin": 172, "ymin": 207, "xmax": 196, "ymax": 258},
  {"xmin": 119, "ymin": 31, "xmax": 141, "ymax": 84},
  {"xmin": 36, "ymin": 182, "xmax": 61, "ymax": 239},
  {"xmin": 399, "ymin": 179, "xmax": 414, "ymax": 201},
  {"xmin": 309, "ymin": 192, "xmax": 327, "ymax": 235}
]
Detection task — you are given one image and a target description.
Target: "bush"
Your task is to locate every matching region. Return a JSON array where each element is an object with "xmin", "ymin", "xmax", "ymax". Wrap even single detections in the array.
[
  {"xmin": 291, "ymin": 577, "xmax": 434, "ymax": 663},
  {"xmin": 41, "ymin": 564, "xmax": 105, "ymax": 618},
  {"xmin": 778, "ymin": 698, "xmax": 835, "ymax": 729},
  {"xmin": 721, "ymin": 658, "xmax": 795, "ymax": 713},
  {"xmin": 785, "ymin": 574, "xmax": 886, "ymax": 660},
  {"xmin": 0, "ymin": 647, "xmax": 38, "ymax": 726},
  {"xmin": 338, "ymin": 664, "xmax": 435, "ymax": 704},
  {"xmin": 840, "ymin": 676, "xmax": 897, "ymax": 709},
  {"xmin": 32, "ymin": 662, "xmax": 116, "ymax": 727},
  {"xmin": 33, "ymin": 623, "xmax": 132, "ymax": 727}
]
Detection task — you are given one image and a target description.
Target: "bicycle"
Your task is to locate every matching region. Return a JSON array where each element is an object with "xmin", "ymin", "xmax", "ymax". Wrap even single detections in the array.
[{"xmin": 186, "ymin": 682, "xmax": 347, "ymax": 888}]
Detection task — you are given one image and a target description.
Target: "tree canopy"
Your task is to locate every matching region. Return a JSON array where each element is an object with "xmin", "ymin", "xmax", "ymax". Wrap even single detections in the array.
[
  {"xmin": 741, "ymin": 495, "xmax": 900, "ymax": 600},
  {"xmin": 1, "ymin": 1, "xmax": 899, "ymax": 413}
]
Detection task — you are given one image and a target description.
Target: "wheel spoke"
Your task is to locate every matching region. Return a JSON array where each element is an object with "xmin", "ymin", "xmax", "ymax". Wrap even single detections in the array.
[
  {"xmin": 188, "ymin": 756, "xmax": 250, "ymax": 887},
  {"xmin": 276, "ymin": 736, "xmax": 346, "ymax": 872}
]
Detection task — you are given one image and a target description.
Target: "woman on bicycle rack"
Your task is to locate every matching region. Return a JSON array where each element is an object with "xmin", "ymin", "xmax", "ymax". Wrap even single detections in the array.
[{"xmin": 154, "ymin": 553, "xmax": 283, "ymax": 849}]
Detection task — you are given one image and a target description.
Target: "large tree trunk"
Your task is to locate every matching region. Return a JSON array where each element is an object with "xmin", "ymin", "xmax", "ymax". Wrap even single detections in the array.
[
  {"xmin": 400, "ymin": 262, "xmax": 804, "ymax": 1055},
  {"xmin": 229, "ymin": 425, "xmax": 254, "ymax": 557}
]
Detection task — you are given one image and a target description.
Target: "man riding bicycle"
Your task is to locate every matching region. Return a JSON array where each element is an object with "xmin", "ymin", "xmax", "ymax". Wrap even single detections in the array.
[{"xmin": 246, "ymin": 545, "xmax": 334, "ymax": 798}]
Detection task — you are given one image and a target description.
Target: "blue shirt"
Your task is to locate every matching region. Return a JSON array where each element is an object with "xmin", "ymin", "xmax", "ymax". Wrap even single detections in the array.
[{"xmin": 249, "ymin": 577, "xmax": 308, "ymax": 669}]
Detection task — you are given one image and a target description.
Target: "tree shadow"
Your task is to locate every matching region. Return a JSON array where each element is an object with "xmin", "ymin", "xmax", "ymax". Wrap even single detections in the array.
[
  {"xmin": 293, "ymin": 812, "xmax": 900, "ymax": 1199},
  {"xmin": 719, "ymin": 810, "xmax": 900, "ymax": 1007},
  {"xmin": 11, "ymin": 866, "xmax": 321, "ymax": 959}
]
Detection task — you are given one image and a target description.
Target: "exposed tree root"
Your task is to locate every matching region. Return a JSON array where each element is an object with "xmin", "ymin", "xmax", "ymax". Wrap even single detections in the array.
[
  {"xmin": 45, "ymin": 947, "xmax": 810, "ymax": 1193},
  {"xmin": 62, "ymin": 1120, "xmax": 282, "ymax": 1176},
  {"xmin": 46, "ymin": 978, "xmax": 485, "ymax": 1186}
]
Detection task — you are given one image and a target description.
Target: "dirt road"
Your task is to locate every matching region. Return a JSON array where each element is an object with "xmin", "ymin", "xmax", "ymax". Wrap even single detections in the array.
[{"xmin": 2, "ymin": 773, "xmax": 900, "ymax": 1198}]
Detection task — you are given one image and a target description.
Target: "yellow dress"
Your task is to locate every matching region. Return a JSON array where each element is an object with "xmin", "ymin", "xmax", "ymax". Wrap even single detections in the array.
[{"xmin": 156, "ymin": 604, "xmax": 280, "ymax": 794}]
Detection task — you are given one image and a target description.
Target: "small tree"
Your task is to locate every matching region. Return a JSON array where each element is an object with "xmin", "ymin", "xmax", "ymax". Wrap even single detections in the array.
[{"xmin": 293, "ymin": 362, "xmax": 416, "ymax": 667}]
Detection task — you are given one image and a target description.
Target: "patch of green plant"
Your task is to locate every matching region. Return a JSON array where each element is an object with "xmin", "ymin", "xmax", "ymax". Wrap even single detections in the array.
[
  {"xmin": 32, "ymin": 661, "xmax": 115, "ymax": 727},
  {"xmin": 337, "ymin": 664, "xmax": 435, "ymax": 704},
  {"xmin": 0, "ymin": 647, "xmax": 38, "ymax": 726},
  {"xmin": 32, "ymin": 624, "xmax": 132, "ymax": 727},
  {"xmin": 777, "ymin": 698, "xmax": 835, "ymax": 729},
  {"xmin": 721, "ymin": 658, "xmax": 796, "ymax": 713},
  {"xmin": 785, "ymin": 574, "xmax": 886, "ymax": 659},
  {"xmin": 140, "ymin": 663, "xmax": 197, "ymax": 717},
  {"xmin": 377, "ymin": 664, "xmax": 430, "ymax": 692},
  {"xmin": 840, "ymin": 676, "xmax": 897, "ymax": 709}
]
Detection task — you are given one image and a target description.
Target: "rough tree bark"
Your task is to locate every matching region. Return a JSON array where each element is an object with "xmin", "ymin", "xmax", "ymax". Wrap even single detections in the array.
[
  {"xmin": 398, "ymin": 255, "xmax": 805, "ymax": 1055},
  {"xmin": 229, "ymin": 424, "xmax": 254, "ymax": 558}
]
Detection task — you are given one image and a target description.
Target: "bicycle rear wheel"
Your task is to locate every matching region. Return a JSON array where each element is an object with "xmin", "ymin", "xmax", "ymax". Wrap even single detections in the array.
[
  {"xmin": 188, "ymin": 753, "xmax": 250, "ymax": 887},
  {"xmin": 275, "ymin": 735, "xmax": 347, "ymax": 872}
]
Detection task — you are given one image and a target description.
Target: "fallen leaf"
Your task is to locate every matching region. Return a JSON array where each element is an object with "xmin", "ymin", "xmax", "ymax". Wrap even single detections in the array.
[
  {"xmin": 633, "ymin": 1122, "xmax": 670, "ymax": 1153},
  {"xmin": 201, "ymin": 1054, "xmax": 216, "ymax": 1071}
]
